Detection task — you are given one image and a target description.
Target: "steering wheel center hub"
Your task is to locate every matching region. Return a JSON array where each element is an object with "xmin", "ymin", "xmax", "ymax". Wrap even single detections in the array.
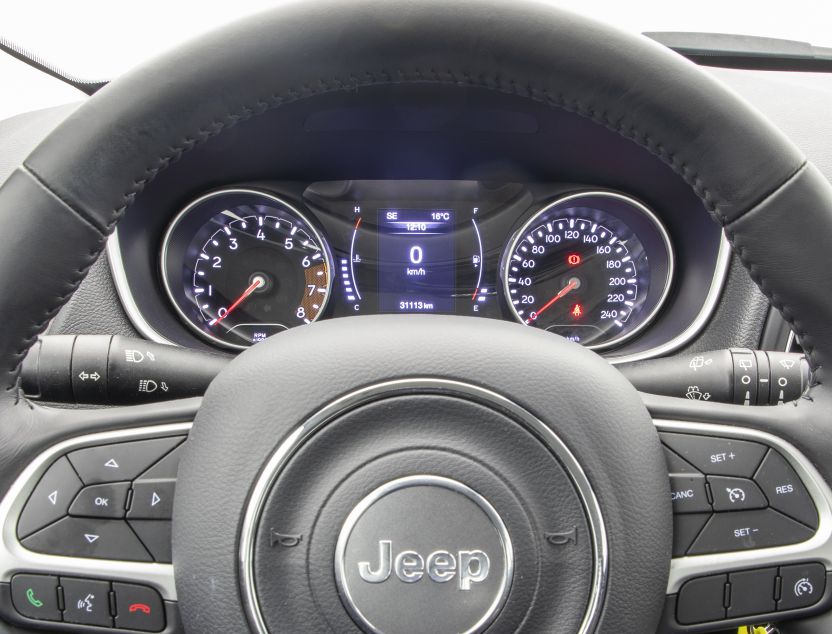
[{"xmin": 335, "ymin": 475, "xmax": 513, "ymax": 634}]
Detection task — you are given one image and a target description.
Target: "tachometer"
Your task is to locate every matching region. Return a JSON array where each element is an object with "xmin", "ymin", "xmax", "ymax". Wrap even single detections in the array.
[
  {"xmin": 161, "ymin": 189, "xmax": 332, "ymax": 349},
  {"xmin": 502, "ymin": 192, "xmax": 673, "ymax": 349}
]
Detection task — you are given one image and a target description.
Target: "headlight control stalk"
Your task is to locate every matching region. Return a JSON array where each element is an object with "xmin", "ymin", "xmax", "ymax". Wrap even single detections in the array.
[{"xmin": 21, "ymin": 335, "xmax": 229, "ymax": 405}]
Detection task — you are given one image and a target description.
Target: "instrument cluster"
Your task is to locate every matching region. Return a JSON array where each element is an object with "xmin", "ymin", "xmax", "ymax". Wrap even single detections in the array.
[{"xmin": 160, "ymin": 180, "xmax": 674, "ymax": 351}]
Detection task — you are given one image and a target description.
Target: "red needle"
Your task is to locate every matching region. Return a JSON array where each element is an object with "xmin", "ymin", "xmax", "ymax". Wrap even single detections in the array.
[
  {"xmin": 210, "ymin": 277, "xmax": 264, "ymax": 326},
  {"xmin": 527, "ymin": 278, "xmax": 579, "ymax": 324}
]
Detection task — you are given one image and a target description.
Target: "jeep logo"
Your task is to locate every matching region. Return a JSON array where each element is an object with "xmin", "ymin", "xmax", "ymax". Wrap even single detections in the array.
[{"xmin": 357, "ymin": 540, "xmax": 490, "ymax": 590}]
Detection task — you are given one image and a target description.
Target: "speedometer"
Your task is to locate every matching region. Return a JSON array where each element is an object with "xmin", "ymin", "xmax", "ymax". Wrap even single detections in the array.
[{"xmin": 502, "ymin": 191, "xmax": 673, "ymax": 349}]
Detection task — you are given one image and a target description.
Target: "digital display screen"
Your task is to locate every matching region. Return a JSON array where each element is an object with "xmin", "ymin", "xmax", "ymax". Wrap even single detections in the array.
[{"xmin": 377, "ymin": 208, "xmax": 456, "ymax": 313}]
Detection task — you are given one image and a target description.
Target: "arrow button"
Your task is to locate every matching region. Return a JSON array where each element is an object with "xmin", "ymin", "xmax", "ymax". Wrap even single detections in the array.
[
  {"xmin": 128, "ymin": 479, "xmax": 176, "ymax": 520},
  {"xmin": 21, "ymin": 517, "xmax": 152, "ymax": 561},
  {"xmin": 67, "ymin": 437, "xmax": 184, "ymax": 484},
  {"xmin": 17, "ymin": 457, "xmax": 83, "ymax": 539}
]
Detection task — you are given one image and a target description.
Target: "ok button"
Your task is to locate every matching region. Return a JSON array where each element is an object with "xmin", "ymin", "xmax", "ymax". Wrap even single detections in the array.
[{"xmin": 69, "ymin": 483, "xmax": 130, "ymax": 519}]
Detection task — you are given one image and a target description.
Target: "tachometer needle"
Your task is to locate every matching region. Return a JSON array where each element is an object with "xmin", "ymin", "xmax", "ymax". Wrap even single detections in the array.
[
  {"xmin": 527, "ymin": 278, "xmax": 579, "ymax": 324},
  {"xmin": 209, "ymin": 276, "xmax": 264, "ymax": 327}
]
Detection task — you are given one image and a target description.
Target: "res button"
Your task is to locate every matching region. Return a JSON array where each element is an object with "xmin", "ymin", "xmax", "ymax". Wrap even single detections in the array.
[{"xmin": 754, "ymin": 449, "xmax": 818, "ymax": 529}]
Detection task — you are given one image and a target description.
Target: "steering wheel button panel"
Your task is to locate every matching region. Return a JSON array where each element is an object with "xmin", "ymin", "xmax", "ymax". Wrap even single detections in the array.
[
  {"xmin": 708, "ymin": 475, "xmax": 767, "ymax": 512},
  {"xmin": 672, "ymin": 513, "xmax": 712, "ymax": 557},
  {"xmin": 67, "ymin": 437, "xmax": 184, "ymax": 485},
  {"xmin": 726, "ymin": 567, "xmax": 777, "ymax": 618},
  {"xmin": 660, "ymin": 433, "xmax": 767, "ymax": 478},
  {"xmin": 688, "ymin": 509, "xmax": 816, "ymax": 555},
  {"xmin": 69, "ymin": 482, "xmax": 131, "ymax": 519},
  {"xmin": 61, "ymin": 576, "xmax": 112, "ymax": 627},
  {"xmin": 664, "ymin": 447, "xmax": 701, "ymax": 475},
  {"xmin": 21, "ymin": 516, "xmax": 152, "ymax": 562},
  {"xmin": 676, "ymin": 574, "xmax": 727, "ymax": 625},
  {"xmin": 16, "ymin": 456, "xmax": 83, "ymax": 539},
  {"xmin": 113, "ymin": 582, "xmax": 165, "ymax": 632},
  {"xmin": 755, "ymin": 448, "xmax": 819, "ymax": 529},
  {"xmin": 778, "ymin": 562, "xmax": 827, "ymax": 611},
  {"xmin": 669, "ymin": 475, "xmax": 711, "ymax": 514},
  {"xmin": 137, "ymin": 444, "xmax": 184, "ymax": 480},
  {"xmin": 129, "ymin": 520, "xmax": 173, "ymax": 563},
  {"xmin": 10, "ymin": 574, "xmax": 60, "ymax": 622}
]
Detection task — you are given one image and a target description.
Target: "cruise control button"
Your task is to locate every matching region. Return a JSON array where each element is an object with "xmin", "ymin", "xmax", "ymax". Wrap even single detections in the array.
[
  {"xmin": 778, "ymin": 562, "xmax": 826, "ymax": 611},
  {"xmin": 754, "ymin": 449, "xmax": 818, "ymax": 529},
  {"xmin": 661, "ymin": 433, "xmax": 766, "ymax": 477},
  {"xmin": 727, "ymin": 567, "xmax": 777, "ymax": 618},
  {"xmin": 10, "ymin": 574, "xmax": 60, "ymax": 622},
  {"xmin": 17, "ymin": 456, "xmax": 83, "ymax": 539},
  {"xmin": 69, "ymin": 482, "xmax": 130, "ymax": 518},
  {"xmin": 709, "ymin": 476, "xmax": 767, "ymax": 512},
  {"xmin": 673, "ymin": 513, "xmax": 711, "ymax": 556},
  {"xmin": 61, "ymin": 577, "xmax": 112, "ymax": 627},
  {"xmin": 677, "ymin": 574, "xmax": 727, "ymax": 624},
  {"xmin": 689, "ymin": 509, "xmax": 815, "ymax": 555},
  {"xmin": 128, "ymin": 479, "xmax": 176, "ymax": 520},
  {"xmin": 129, "ymin": 520, "xmax": 172, "ymax": 563},
  {"xmin": 67, "ymin": 436, "xmax": 184, "ymax": 484},
  {"xmin": 22, "ymin": 517, "xmax": 151, "ymax": 561},
  {"xmin": 113, "ymin": 582, "xmax": 165, "ymax": 632},
  {"xmin": 670, "ymin": 475, "xmax": 711, "ymax": 513}
]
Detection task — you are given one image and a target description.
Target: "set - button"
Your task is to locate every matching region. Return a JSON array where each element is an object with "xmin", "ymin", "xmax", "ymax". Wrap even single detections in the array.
[{"xmin": 662, "ymin": 432, "xmax": 818, "ymax": 556}]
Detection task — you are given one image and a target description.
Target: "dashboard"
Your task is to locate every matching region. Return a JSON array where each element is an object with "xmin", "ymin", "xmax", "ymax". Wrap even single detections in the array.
[{"xmin": 10, "ymin": 68, "xmax": 819, "ymax": 361}]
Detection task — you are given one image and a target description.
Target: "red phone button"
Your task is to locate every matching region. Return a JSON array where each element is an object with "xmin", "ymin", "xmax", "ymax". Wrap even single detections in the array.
[{"xmin": 113, "ymin": 583, "xmax": 164, "ymax": 632}]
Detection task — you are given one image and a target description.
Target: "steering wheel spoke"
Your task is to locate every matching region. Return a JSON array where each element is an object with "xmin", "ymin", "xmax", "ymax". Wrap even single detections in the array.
[
  {"xmin": 0, "ymin": 398, "xmax": 198, "ymax": 632},
  {"xmin": 644, "ymin": 393, "xmax": 832, "ymax": 630}
]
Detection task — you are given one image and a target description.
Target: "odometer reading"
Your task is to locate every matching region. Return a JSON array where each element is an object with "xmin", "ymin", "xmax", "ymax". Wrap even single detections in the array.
[{"xmin": 503, "ymin": 192, "xmax": 672, "ymax": 349}]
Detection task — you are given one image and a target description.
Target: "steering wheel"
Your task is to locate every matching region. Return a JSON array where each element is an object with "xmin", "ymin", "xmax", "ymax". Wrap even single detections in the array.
[{"xmin": 2, "ymin": 1, "xmax": 832, "ymax": 632}]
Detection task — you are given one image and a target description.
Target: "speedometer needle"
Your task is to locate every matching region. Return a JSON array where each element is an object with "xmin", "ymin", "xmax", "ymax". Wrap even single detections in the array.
[
  {"xmin": 209, "ymin": 277, "xmax": 264, "ymax": 327},
  {"xmin": 527, "ymin": 278, "xmax": 579, "ymax": 324}
]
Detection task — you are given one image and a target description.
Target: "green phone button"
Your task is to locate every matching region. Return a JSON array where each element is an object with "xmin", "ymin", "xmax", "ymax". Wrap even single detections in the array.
[{"xmin": 11, "ymin": 574, "xmax": 60, "ymax": 621}]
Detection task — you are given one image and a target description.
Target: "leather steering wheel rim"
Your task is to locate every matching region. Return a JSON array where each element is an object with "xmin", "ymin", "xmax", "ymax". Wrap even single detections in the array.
[{"xmin": 2, "ymin": 1, "xmax": 832, "ymax": 632}]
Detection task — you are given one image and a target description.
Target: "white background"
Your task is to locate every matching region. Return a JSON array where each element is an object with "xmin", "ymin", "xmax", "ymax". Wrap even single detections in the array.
[{"xmin": 2, "ymin": 0, "xmax": 831, "ymax": 120}]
